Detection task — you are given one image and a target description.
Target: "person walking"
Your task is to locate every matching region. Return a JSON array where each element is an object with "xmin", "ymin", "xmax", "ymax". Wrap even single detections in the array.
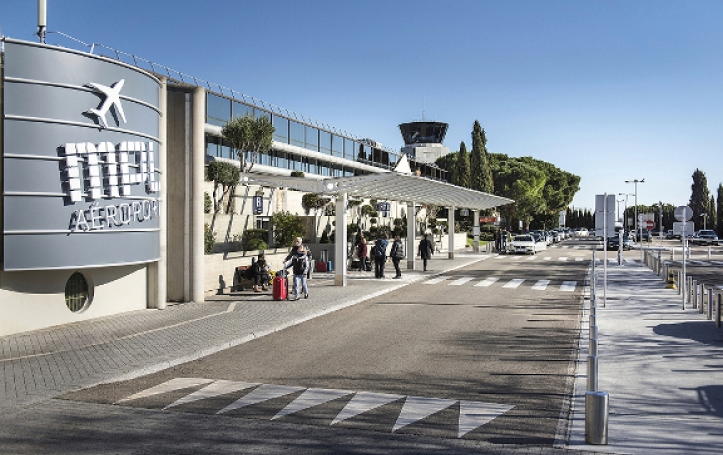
[
  {"xmin": 373, "ymin": 234, "xmax": 389, "ymax": 278},
  {"xmin": 389, "ymin": 235, "xmax": 405, "ymax": 279},
  {"xmin": 284, "ymin": 247, "xmax": 310, "ymax": 300},
  {"xmin": 357, "ymin": 235, "xmax": 368, "ymax": 272},
  {"xmin": 418, "ymin": 233, "xmax": 434, "ymax": 272}
]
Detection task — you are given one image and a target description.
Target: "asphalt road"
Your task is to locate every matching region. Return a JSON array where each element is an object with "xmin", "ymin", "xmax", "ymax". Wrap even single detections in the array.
[{"xmin": 47, "ymin": 243, "xmax": 591, "ymax": 454}]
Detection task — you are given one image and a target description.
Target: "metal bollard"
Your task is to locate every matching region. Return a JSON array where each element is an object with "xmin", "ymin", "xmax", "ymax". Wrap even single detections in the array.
[
  {"xmin": 708, "ymin": 288, "xmax": 713, "ymax": 320},
  {"xmin": 717, "ymin": 294, "xmax": 721, "ymax": 328},
  {"xmin": 678, "ymin": 271, "xmax": 682, "ymax": 295},
  {"xmin": 589, "ymin": 338, "xmax": 598, "ymax": 356},
  {"xmin": 692, "ymin": 279, "xmax": 698, "ymax": 308},
  {"xmin": 585, "ymin": 391, "xmax": 609, "ymax": 445},
  {"xmin": 699, "ymin": 284, "xmax": 705, "ymax": 314},
  {"xmin": 590, "ymin": 325, "xmax": 598, "ymax": 340},
  {"xmin": 587, "ymin": 355, "xmax": 598, "ymax": 392}
]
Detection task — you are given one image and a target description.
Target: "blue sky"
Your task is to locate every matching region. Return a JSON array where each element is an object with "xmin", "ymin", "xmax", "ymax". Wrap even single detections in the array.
[{"xmin": 3, "ymin": 0, "xmax": 722, "ymax": 210}]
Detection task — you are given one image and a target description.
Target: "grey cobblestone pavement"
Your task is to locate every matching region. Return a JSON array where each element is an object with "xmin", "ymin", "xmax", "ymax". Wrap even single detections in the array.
[{"xmin": 3, "ymin": 248, "xmax": 719, "ymax": 454}]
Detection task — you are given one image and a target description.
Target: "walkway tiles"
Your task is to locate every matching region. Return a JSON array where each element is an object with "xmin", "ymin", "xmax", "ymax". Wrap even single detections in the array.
[{"xmin": 114, "ymin": 378, "xmax": 514, "ymax": 439}]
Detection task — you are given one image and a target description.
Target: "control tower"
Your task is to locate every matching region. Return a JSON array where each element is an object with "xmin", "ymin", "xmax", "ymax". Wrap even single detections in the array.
[{"xmin": 399, "ymin": 121, "xmax": 450, "ymax": 163}]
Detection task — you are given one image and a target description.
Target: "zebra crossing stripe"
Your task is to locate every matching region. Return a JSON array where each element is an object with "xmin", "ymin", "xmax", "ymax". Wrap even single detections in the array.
[
  {"xmin": 559, "ymin": 257, "xmax": 568, "ymax": 262},
  {"xmin": 475, "ymin": 277, "xmax": 500, "ymax": 287},
  {"xmin": 494, "ymin": 255, "xmax": 506, "ymax": 260},
  {"xmin": 424, "ymin": 277, "xmax": 449, "ymax": 285},
  {"xmin": 449, "ymin": 276, "xmax": 475, "ymax": 286},
  {"xmin": 531, "ymin": 280, "xmax": 550, "ymax": 290},
  {"xmin": 575, "ymin": 257, "xmax": 584, "ymax": 262},
  {"xmin": 560, "ymin": 281, "xmax": 577, "ymax": 291},
  {"xmin": 526, "ymin": 255, "xmax": 538, "ymax": 260},
  {"xmin": 544, "ymin": 257, "xmax": 552, "ymax": 261},
  {"xmin": 503, "ymin": 279, "xmax": 525, "ymax": 289}
]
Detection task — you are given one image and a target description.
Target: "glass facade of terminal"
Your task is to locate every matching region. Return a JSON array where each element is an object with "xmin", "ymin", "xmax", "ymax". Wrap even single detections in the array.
[{"xmin": 205, "ymin": 93, "xmax": 448, "ymax": 181}]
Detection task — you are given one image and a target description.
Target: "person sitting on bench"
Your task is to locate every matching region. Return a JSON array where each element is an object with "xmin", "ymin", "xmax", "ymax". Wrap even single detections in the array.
[{"xmin": 252, "ymin": 253, "xmax": 271, "ymax": 292}]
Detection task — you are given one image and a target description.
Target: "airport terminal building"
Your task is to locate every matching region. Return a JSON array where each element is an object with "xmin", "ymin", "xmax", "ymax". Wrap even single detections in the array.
[{"xmin": 1, "ymin": 36, "xmax": 511, "ymax": 336}]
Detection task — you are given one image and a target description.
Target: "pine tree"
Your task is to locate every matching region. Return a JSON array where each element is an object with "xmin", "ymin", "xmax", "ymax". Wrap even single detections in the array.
[
  {"xmin": 689, "ymin": 169, "xmax": 710, "ymax": 231},
  {"xmin": 470, "ymin": 121, "xmax": 494, "ymax": 194},
  {"xmin": 452, "ymin": 141, "xmax": 470, "ymax": 188}
]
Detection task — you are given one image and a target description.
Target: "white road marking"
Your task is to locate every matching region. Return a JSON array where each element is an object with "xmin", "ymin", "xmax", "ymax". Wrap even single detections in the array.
[
  {"xmin": 560, "ymin": 281, "xmax": 577, "ymax": 292},
  {"xmin": 331, "ymin": 392, "xmax": 405, "ymax": 425},
  {"xmin": 458, "ymin": 401, "xmax": 515, "ymax": 438},
  {"xmin": 393, "ymin": 396, "xmax": 457, "ymax": 432},
  {"xmin": 449, "ymin": 276, "xmax": 475, "ymax": 286},
  {"xmin": 164, "ymin": 380, "xmax": 259, "ymax": 409},
  {"xmin": 475, "ymin": 277, "xmax": 500, "ymax": 287},
  {"xmin": 503, "ymin": 279, "xmax": 525, "ymax": 289},
  {"xmin": 217, "ymin": 383, "xmax": 305, "ymax": 414},
  {"xmin": 532, "ymin": 280, "xmax": 550, "ymax": 290},
  {"xmin": 272, "ymin": 388, "xmax": 354, "ymax": 420}
]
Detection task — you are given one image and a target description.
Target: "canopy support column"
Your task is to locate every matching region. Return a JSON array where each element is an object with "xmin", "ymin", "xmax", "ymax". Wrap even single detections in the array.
[
  {"xmin": 334, "ymin": 191, "xmax": 348, "ymax": 286},
  {"xmin": 448, "ymin": 206, "xmax": 456, "ymax": 259},
  {"xmin": 472, "ymin": 210, "xmax": 480, "ymax": 253},
  {"xmin": 407, "ymin": 202, "xmax": 416, "ymax": 270}
]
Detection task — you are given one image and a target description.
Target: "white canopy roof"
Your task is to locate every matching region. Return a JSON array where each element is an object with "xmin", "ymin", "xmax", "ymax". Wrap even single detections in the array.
[{"xmin": 241, "ymin": 172, "xmax": 513, "ymax": 211}]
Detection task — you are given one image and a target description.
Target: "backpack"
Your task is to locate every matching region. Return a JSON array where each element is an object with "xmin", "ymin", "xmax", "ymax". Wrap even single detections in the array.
[
  {"xmin": 292, "ymin": 256, "xmax": 306, "ymax": 275},
  {"xmin": 393, "ymin": 241, "xmax": 405, "ymax": 259},
  {"xmin": 374, "ymin": 240, "xmax": 386, "ymax": 257}
]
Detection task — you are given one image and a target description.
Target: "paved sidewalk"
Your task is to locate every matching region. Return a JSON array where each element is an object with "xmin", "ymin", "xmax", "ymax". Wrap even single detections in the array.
[{"xmin": 566, "ymin": 261, "xmax": 723, "ymax": 454}]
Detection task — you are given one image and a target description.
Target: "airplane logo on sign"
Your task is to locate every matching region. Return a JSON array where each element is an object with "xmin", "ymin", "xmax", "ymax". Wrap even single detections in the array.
[{"xmin": 86, "ymin": 79, "xmax": 127, "ymax": 128}]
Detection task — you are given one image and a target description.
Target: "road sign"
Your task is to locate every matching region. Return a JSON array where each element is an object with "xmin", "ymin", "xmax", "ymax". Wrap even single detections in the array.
[
  {"xmin": 645, "ymin": 220, "xmax": 655, "ymax": 230},
  {"xmin": 674, "ymin": 206, "xmax": 693, "ymax": 222}
]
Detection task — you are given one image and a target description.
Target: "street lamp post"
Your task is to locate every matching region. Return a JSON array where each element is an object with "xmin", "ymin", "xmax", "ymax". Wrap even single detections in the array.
[
  {"xmin": 618, "ymin": 193, "xmax": 634, "ymax": 232},
  {"xmin": 701, "ymin": 213, "xmax": 708, "ymax": 230},
  {"xmin": 625, "ymin": 179, "xmax": 645, "ymax": 257},
  {"xmin": 617, "ymin": 199, "xmax": 625, "ymax": 224}
]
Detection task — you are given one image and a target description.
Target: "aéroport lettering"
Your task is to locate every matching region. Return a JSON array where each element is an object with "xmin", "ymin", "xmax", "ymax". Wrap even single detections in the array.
[{"xmin": 71, "ymin": 200, "xmax": 160, "ymax": 232}]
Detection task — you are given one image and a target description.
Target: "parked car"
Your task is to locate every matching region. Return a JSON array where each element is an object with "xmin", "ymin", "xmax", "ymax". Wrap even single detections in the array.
[
  {"xmin": 666, "ymin": 230, "xmax": 675, "ymax": 239},
  {"xmin": 511, "ymin": 234, "xmax": 538, "ymax": 254},
  {"xmin": 692, "ymin": 229, "xmax": 719, "ymax": 246},
  {"xmin": 606, "ymin": 233, "xmax": 632, "ymax": 251}
]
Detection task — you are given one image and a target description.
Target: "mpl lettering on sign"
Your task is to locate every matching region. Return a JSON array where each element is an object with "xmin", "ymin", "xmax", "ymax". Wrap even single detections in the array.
[
  {"xmin": 71, "ymin": 200, "xmax": 160, "ymax": 232},
  {"xmin": 63, "ymin": 141, "xmax": 160, "ymax": 202}
]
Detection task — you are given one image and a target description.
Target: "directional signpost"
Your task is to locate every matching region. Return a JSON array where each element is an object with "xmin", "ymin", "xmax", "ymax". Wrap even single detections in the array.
[{"xmin": 675, "ymin": 205, "xmax": 693, "ymax": 309}]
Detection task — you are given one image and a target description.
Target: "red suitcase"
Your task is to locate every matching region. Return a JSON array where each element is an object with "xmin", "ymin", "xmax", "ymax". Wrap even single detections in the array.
[
  {"xmin": 316, "ymin": 261, "xmax": 327, "ymax": 273},
  {"xmin": 272, "ymin": 275, "xmax": 288, "ymax": 301}
]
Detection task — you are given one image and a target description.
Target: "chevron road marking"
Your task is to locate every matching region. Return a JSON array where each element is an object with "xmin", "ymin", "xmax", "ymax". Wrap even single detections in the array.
[
  {"xmin": 115, "ymin": 378, "xmax": 214, "ymax": 404},
  {"xmin": 114, "ymin": 378, "xmax": 514, "ymax": 438}
]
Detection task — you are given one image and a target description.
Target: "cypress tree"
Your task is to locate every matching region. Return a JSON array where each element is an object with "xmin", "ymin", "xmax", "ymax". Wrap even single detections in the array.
[
  {"xmin": 689, "ymin": 169, "xmax": 710, "ymax": 231},
  {"xmin": 470, "ymin": 121, "xmax": 494, "ymax": 193},
  {"xmin": 453, "ymin": 141, "xmax": 471, "ymax": 188}
]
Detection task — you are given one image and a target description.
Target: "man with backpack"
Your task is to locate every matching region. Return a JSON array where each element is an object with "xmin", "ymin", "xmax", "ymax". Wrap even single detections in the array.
[
  {"xmin": 284, "ymin": 246, "xmax": 310, "ymax": 300},
  {"xmin": 373, "ymin": 234, "xmax": 388, "ymax": 279},
  {"xmin": 389, "ymin": 235, "xmax": 405, "ymax": 279}
]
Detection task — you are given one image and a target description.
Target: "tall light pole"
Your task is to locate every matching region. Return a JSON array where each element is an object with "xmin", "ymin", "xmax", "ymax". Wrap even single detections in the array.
[
  {"xmin": 625, "ymin": 179, "xmax": 645, "ymax": 246},
  {"xmin": 618, "ymin": 192, "xmax": 634, "ymax": 232},
  {"xmin": 617, "ymin": 199, "xmax": 625, "ymax": 224},
  {"xmin": 701, "ymin": 213, "xmax": 708, "ymax": 230}
]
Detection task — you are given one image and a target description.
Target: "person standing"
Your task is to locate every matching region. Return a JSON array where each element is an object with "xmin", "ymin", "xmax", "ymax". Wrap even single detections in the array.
[
  {"xmin": 418, "ymin": 234, "xmax": 434, "ymax": 271},
  {"xmin": 357, "ymin": 236, "xmax": 368, "ymax": 272},
  {"xmin": 284, "ymin": 247, "xmax": 310, "ymax": 300},
  {"xmin": 389, "ymin": 235, "xmax": 405, "ymax": 279},
  {"xmin": 373, "ymin": 234, "xmax": 389, "ymax": 278}
]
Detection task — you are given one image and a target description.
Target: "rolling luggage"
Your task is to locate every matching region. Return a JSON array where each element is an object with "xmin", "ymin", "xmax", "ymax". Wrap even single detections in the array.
[
  {"xmin": 365, "ymin": 257, "xmax": 372, "ymax": 272},
  {"xmin": 316, "ymin": 261, "xmax": 328, "ymax": 273},
  {"xmin": 273, "ymin": 270, "xmax": 288, "ymax": 301}
]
